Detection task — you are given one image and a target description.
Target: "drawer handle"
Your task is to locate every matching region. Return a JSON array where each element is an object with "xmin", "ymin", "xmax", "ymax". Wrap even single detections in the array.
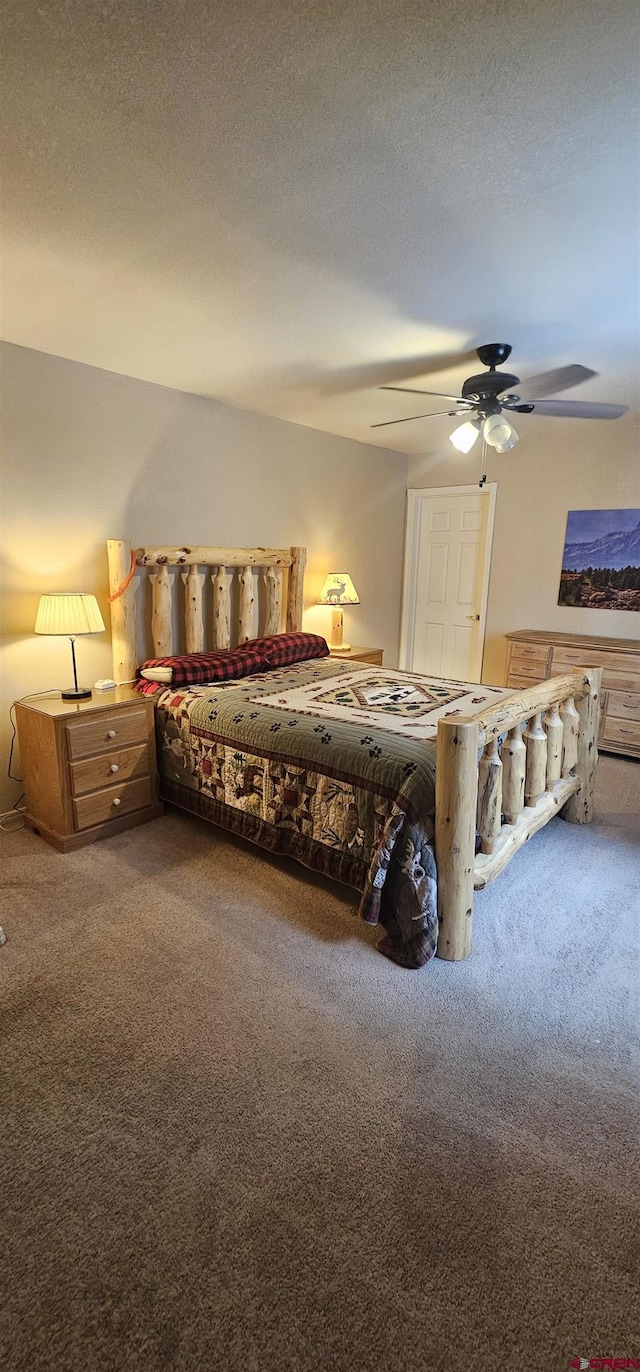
[
  {"xmin": 106, "ymin": 729, "xmax": 117, "ymax": 739},
  {"xmin": 112, "ymin": 797, "xmax": 122, "ymax": 807},
  {"xmin": 110, "ymin": 764, "xmax": 119, "ymax": 773},
  {"xmin": 618, "ymin": 728, "xmax": 634, "ymax": 736}
]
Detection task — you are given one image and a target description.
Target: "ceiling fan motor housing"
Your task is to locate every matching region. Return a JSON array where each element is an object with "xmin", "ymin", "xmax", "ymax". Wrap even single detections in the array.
[
  {"xmin": 461, "ymin": 370, "xmax": 520, "ymax": 405},
  {"xmin": 460, "ymin": 343, "xmax": 519, "ymax": 413}
]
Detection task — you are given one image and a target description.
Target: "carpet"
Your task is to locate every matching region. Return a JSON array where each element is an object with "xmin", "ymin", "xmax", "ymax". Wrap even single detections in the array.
[{"xmin": 1, "ymin": 755, "xmax": 638, "ymax": 1371}]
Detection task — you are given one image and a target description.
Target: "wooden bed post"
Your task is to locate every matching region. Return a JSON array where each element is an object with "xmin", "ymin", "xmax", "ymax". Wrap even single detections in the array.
[
  {"xmin": 287, "ymin": 546, "xmax": 306, "ymax": 632},
  {"xmin": 435, "ymin": 717, "xmax": 480, "ymax": 961},
  {"xmin": 562, "ymin": 667, "xmax": 602, "ymax": 825},
  {"xmin": 107, "ymin": 539, "xmax": 138, "ymax": 684}
]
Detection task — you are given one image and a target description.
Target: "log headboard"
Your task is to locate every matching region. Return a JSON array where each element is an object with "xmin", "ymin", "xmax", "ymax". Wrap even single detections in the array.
[{"xmin": 107, "ymin": 540, "xmax": 307, "ymax": 684}]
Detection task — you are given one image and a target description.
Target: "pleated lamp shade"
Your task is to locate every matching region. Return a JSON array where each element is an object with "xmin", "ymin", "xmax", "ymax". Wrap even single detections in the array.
[{"xmin": 35, "ymin": 594, "xmax": 105, "ymax": 636}]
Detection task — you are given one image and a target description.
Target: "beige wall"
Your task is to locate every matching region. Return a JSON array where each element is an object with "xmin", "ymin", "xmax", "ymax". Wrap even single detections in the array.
[
  {"xmin": 408, "ymin": 421, "xmax": 639, "ymax": 686},
  {"xmin": 0, "ymin": 343, "xmax": 408, "ymax": 813}
]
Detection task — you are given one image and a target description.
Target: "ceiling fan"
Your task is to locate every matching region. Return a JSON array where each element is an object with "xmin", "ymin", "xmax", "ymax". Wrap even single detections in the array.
[{"xmin": 372, "ymin": 343, "xmax": 627, "ymax": 480}]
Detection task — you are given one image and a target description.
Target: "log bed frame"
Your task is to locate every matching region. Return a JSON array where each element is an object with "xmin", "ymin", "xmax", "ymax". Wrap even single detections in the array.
[{"xmin": 107, "ymin": 539, "xmax": 602, "ymax": 963}]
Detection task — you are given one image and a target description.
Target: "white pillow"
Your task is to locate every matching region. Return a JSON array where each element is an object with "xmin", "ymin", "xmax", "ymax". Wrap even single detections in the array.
[{"xmin": 140, "ymin": 666, "xmax": 173, "ymax": 683}]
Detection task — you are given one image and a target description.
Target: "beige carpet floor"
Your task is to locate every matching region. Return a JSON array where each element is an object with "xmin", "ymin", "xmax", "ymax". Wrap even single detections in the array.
[{"xmin": 1, "ymin": 755, "xmax": 639, "ymax": 1371}]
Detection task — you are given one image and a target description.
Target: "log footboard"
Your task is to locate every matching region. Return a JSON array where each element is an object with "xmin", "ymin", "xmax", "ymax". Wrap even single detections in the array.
[{"xmin": 434, "ymin": 667, "xmax": 602, "ymax": 961}]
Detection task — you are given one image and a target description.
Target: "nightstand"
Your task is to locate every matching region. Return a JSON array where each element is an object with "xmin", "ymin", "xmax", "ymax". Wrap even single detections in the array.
[
  {"xmin": 328, "ymin": 646, "xmax": 384, "ymax": 666},
  {"xmin": 15, "ymin": 687, "xmax": 163, "ymax": 852}
]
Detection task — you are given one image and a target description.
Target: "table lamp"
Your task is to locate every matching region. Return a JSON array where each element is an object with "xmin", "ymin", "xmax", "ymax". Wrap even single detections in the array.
[
  {"xmin": 35, "ymin": 593, "xmax": 106, "ymax": 700},
  {"xmin": 316, "ymin": 573, "xmax": 360, "ymax": 651}
]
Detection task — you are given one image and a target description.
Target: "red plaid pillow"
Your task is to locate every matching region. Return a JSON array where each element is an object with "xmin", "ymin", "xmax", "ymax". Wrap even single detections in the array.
[
  {"xmin": 245, "ymin": 633, "xmax": 329, "ymax": 667},
  {"xmin": 133, "ymin": 633, "xmax": 328, "ymax": 695},
  {"xmin": 138, "ymin": 644, "xmax": 265, "ymax": 688}
]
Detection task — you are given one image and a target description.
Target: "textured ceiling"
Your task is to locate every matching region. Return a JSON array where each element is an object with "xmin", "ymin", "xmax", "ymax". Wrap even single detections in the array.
[{"xmin": 2, "ymin": 0, "xmax": 638, "ymax": 453}]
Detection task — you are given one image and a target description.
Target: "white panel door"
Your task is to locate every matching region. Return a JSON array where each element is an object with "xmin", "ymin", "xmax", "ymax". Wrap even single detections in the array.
[{"xmin": 404, "ymin": 488, "xmax": 495, "ymax": 683}]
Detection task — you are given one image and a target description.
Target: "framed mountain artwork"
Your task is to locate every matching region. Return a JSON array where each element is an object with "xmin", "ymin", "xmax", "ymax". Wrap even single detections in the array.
[{"xmin": 558, "ymin": 509, "xmax": 640, "ymax": 611}]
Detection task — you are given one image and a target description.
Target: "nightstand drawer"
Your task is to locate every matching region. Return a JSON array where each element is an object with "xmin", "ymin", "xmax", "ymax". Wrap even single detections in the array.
[
  {"xmin": 352, "ymin": 651, "xmax": 383, "ymax": 665},
  {"xmin": 74, "ymin": 776, "xmax": 153, "ymax": 830},
  {"xmin": 70, "ymin": 743, "xmax": 149, "ymax": 796},
  {"xmin": 328, "ymin": 647, "xmax": 384, "ymax": 665},
  {"xmin": 66, "ymin": 707, "xmax": 149, "ymax": 759}
]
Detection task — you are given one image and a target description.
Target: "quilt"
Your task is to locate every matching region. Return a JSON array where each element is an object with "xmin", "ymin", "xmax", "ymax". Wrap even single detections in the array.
[{"xmin": 154, "ymin": 658, "xmax": 507, "ymax": 968}]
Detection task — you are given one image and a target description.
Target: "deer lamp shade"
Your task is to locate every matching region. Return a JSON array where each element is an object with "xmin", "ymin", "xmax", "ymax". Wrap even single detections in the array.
[
  {"xmin": 316, "ymin": 573, "xmax": 360, "ymax": 651},
  {"xmin": 35, "ymin": 593, "xmax": 106, "ymax": 700}
]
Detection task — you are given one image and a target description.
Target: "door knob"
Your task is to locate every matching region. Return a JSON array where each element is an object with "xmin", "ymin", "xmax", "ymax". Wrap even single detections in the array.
[{"xmin": 467, "ymin": 614, "xmax": 480, "ymax": 621}]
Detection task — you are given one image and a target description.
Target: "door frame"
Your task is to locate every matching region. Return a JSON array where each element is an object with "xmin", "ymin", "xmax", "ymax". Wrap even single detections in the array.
[{"xmin": 399, "ymin": 483, "xmax": 498, "ymax": 679}]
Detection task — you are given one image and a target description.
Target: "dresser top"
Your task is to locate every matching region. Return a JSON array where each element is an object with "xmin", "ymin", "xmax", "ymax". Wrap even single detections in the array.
[{"xmin": 506, "ymin": 630, "xmax": 639, "ymax": 652}]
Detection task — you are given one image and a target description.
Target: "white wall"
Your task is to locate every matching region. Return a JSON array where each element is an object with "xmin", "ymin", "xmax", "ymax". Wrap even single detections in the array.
[
  {"xmin": 408, "ymin": 420, "xmax": 639, "ymax": 685},
  {"xmin": 0, "ymin": 343, "xmax": 408, "ymax": 813}
]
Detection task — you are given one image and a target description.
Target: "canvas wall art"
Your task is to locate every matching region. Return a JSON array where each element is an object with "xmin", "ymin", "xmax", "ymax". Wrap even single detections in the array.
[{"xmin": 558, "ymin": 509, "xmax": 640, "ymax": 611}]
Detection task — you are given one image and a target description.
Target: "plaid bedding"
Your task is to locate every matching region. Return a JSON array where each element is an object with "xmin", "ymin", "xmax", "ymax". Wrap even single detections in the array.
[
  {"xmin": 153, "ymin": 657, "xmax": 509, "ymax": 968},
  {"xmin": 246, "ymin": 633, "xmax": 330, "ymax": 667},
  {"xmin": 135, "ymin": 633, "xmax": 329, "ymax": 693}
]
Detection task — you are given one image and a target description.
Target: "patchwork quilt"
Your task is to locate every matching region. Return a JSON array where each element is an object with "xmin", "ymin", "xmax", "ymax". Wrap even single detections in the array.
[{"xmin": 155, "ymin": 658, "xmax": 508, "ymax": 968}]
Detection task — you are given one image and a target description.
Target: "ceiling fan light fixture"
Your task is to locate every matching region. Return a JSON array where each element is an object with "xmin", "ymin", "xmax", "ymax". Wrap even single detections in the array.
[
  {"xmin": 483, "ymin": 413, "xmax": 516, "ymax": 449},
  {"xmin": 495, "ymin": 427, "xmax": 519, "ymax": 453},
  {"xmin": 449, "ymin": 419, "xmax": 481, "ymax": 453}
]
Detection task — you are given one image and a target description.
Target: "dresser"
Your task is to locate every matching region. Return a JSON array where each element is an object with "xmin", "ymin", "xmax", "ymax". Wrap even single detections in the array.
[
  {"xmin": 15, "ymin": 687, "xmax": 163, "ymax": 851},
  {"xmin": 504, "ymin": 630, "xmax": 640, "ymax": 759},
  {"xmin": 328, "ymin": 646, "xmax": 384, "ymax": 665}
]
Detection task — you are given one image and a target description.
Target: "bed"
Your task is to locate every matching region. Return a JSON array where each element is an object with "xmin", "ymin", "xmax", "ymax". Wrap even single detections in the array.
[{"xmin": 107, "ymin": 539, "xmax": 602, "ymax": 967}]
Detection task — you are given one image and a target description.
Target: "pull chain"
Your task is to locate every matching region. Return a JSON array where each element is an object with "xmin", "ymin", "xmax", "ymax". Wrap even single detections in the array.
[{"xmin": 478, "ymin": 438, "xmax": 488, "ymax": 488}]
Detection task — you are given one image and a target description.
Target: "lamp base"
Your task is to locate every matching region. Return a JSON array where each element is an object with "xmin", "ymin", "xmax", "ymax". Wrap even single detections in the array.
[
  {"xmin": 330, "ymin": 643, "xmax": 352, "ymax": 652},
  {"xmin": 62, "ymin": 687, "xmax": 92, "ymax": 701}
]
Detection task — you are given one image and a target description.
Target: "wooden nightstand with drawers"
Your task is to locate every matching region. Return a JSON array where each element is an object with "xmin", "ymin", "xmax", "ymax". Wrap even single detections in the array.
[
  {"xmin": 328, "ymin": 646, "xmax": 384, "ymax": 665},
  {"xmin": 15, "ymin": 687, "xmax": 163, "ymax": 852}
]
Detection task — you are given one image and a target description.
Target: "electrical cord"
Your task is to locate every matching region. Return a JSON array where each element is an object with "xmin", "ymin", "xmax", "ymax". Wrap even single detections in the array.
[
  {"xmin": 3, "ymin": 690, "xmax": 62, "ymax": 831},
  {"xmin": 7, "ymin": 703, "xmax": 21, "ymax": 782},
  {"xmin": 0, "ymin": 801, "xmax": 26, "ymax": 832}
]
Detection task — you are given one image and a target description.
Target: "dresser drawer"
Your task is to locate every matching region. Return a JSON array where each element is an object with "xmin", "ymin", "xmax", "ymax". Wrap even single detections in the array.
[
  {"xmin": 551, "ymin": 647, "xmax": 638, "ymax": 674},
  {"xmin": 73, "ymin": 776, "xmax": 153, "ymax": 830},
  {"xmin": 66, "ymin": 707, "xmax": 149, "ymax": 760},
  {"xmin": 604, "ymin": 690, "xmax": 640, "ymax": 722},
  {"xmin": 598, "ymin": 669, "xmax": 640, "ymax": 695},
  {"xmin": 600, "ymin": 716, "xmax": 640, "ymax": 750},
  {"xmin": 509, "ymin": 644, "xmax": 550, "ymax": 675},
  {"xmin": 507, "ymin": 672, "xmax": 546, "ymax": 690},
  {"xmin": 69, "ymin": 743, "xmax": 149, "ymax": 797}
]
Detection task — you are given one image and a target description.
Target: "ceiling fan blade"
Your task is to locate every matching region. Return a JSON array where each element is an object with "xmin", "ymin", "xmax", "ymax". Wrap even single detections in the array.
[
  {"xmin": 507, "ymin": 364, "xmax": 598, "ymax": 399},
  {"xmin": 525, "ymin": 399, "xmax": 628, "ymax": 419},
  {"xmin": 317, "ymin": 348, "xmax": 478, "ymax": 396},
  {"xmin": 380, "ymin": 386, "xmax": 470, "ymax": 401},
  {"xmin": 371, "ymin": 410, "xmax": 462, "ymax": 428}
]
